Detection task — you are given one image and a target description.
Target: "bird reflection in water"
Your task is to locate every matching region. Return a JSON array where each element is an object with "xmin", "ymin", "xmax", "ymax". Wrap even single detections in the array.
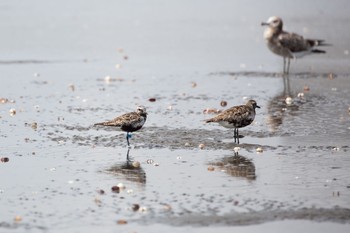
[
  {"xmin": 106, "ymin": 148, "xmax": 146, "ymax": 184},
  {"xmin": 266, "ymin": 73, "xmax": 304, "ymax": 132},
  {"xmin": 210, "ymin": 151, "xmax": 256, "ymax": 180}
]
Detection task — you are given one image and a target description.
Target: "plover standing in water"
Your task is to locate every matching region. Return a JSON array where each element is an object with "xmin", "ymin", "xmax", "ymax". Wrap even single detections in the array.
[
  {"xmin": 205, "ymin": 100, "xmax": 260, "ymax": 144},
  {"xmin": 261, "ymin": 16, "xmax": 327, "ymax": 74},
  {"xmin": 94, "ymin": 106, "xmax": 147, "ymax": 147}
]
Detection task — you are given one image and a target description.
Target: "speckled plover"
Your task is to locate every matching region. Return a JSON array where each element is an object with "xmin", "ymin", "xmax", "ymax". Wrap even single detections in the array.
[
  {"xmin": 205, "ymin": 100, "xmax": 260, "ymax": 144},
  {"xmin": 261, "ymin": 16, "xmax": 327, "ymax": 74},
  {"xmin": 94, "ymin": 106, "xmax": 147, "ymax": 147}
]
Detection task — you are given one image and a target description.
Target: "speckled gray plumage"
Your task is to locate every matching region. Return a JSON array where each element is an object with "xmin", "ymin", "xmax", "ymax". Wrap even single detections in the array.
[{"xmin": 94, "ymin": 106, "xmax": 147, "ymax": 133}]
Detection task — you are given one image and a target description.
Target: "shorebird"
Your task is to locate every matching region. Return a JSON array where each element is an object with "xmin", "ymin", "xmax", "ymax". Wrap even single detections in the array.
[
  {"xmin": 94, "ymin": 106, "xmax": 147, "ymax": 147},
  {"xmin": 205, "ymin": 100, "xmax": 260, "ymax": 144},
  {"xmin": 261, "ymin": 16, "xmax": 327, "ymax": 74}
]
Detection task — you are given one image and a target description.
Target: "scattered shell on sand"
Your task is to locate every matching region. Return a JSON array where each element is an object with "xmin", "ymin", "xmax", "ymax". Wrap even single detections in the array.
[
  {"xmin": 9, "ymin": 108, "xmax": 16, "ymax": 116},
  {"xmin": 94, "ymin": 198, "xmax": 102, "ymax": 205},
  {"xmin": 285, "ymin": 97, "xmax": 293, "ymax": 105},
  {"xmin": 31, "ymin": 122, "xmax": 38, "ymax": 130},
  {"xmin": 104, "ymin": 76, "xmax": 112, "ymax": 83},
  {"xmin": 220, "ymin": 100, "xmax": 227, "ymax": 107},
  {"xmin": 191, "ymin": 82, "xmax": 197, "ymax": 88},
  {"xmin": 132, "ymin": 204, "xmax": 140, "ymax": 211},
  {"xmin": 198, "ymin": 144, "xmax": 205, "ymax": 149},
  {"xmin": 207, "ymin": 166, "xmax": 215, "ymax": 171},
  {"xmin": 117, "ymin": 183, "xmax": 125, "ymax": 189},
  {"xmin": 146, "ymin": 159, "xmax": 154, "ymax": 164},
  {"xmin": 297, "ymin": 92, "xmax": 304, "ymax": 98},
  {"xmin": 0, "ymin": 98, "xmax": 15, "ymax": 104},
  {"xmin": 68, "ymin": 84, "xmax": 75, "ymax": 91},
  {"xmin": 148, "ymin": 98, "xmax": 156, "ymax": 102},
  {"xmin": 117, "ymin": 219, "xmax": 128, "ymax": 225},
  {"xmin": 304, "ymin": 86, "xmax": 310, "ymax": 91},
  {"xmin": 14, "ymin": 215, "xmax": 22, "ymax": 222},
  {"xmin": 97, "ymin": 189, "xmax": 105, "ymax": 195},
  {"xmin": 203, "ymin": 108, "xmax": 222, "ymax": 114},
  {"xmin": 111, "ymin": 186, "xmax": 120, "ymax": 193},
  {"xmin": 132, "ymin": 161, "xmax": 140, "ymax": 168},
  {"xmin": 162, "ymin": 204, "xmax": 172, "ymax": 211},
  {"xmin": 256, "ymin": 147, "xmax": 263, "ymax": 153},
  {"xmin": 1, "ymin": 157, "xmax": 9, "ymax": 163}
]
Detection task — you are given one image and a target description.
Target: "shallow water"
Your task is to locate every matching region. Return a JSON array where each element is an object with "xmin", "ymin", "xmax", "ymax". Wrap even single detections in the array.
[{"xmin": 1, "ymin": 0, "xmax": 350, "ymax": 232}]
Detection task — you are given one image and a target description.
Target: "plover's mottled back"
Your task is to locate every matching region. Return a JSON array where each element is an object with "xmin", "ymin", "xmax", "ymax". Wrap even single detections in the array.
[
  {"xmin": 261, "ymin": 16, "xmax": 327, "ymax": 74},
  {"xmin": 94, "ymin": 106, "xmax": 147, "ymax": 146},
  {"xmin": 205, "ymin": 100, "xmax": 260, "ymax": 144}
]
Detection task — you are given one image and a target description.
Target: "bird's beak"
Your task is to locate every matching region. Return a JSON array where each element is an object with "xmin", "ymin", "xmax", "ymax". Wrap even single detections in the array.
[
  {"xmin": 261, "ymin": 22, "xmax": 269, "ymax": 26},
  {"xmin": 256, "ymin": 105, "xmax": 261, "ymax": 108}
]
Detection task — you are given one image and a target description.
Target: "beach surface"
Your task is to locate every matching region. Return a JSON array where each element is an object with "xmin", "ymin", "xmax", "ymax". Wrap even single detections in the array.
[{"xmin": 1, "ymin": 0, "xmax": 350, "ymax": 232}]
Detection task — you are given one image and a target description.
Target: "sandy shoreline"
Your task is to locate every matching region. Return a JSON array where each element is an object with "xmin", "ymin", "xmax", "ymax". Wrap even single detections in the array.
[{"xmin": 1, "ymin": 0, "xmax": 350, "ymax": 232}]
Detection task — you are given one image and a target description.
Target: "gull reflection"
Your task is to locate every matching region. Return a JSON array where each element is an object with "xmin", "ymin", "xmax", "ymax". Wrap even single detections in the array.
[
  {"xmin": 106, "ymin": 148, "xmax": 146, "ymax": 184},
  {"xmin": 266, "ymin": 74, "xmax": 303, "ymax": 132}
]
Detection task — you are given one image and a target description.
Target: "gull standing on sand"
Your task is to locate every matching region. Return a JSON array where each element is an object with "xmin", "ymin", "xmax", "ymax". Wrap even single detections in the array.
[
  {"xmin": 94, "ymin": 106, "xmax": 147, "ymax": 147},
  {"xmin": 205, "ymin": 100, "xmax": 260, "ymax": 144},
  {"xmin": 261, "ymin": 16, "xmax": 327, "ymax": 74}
]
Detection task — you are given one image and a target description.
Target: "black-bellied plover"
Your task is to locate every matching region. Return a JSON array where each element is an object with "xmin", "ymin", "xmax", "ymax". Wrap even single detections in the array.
[
  {"xmin": 261, "ymin": 16, "xmax": 327, "ymax": 74},
  {"xmin": 205, "ymin": 100, "xmax": 260, "ymax": 144},
  {"xmin": 94, "ymin": 106, "xmax": 147, "ymax": 147}
]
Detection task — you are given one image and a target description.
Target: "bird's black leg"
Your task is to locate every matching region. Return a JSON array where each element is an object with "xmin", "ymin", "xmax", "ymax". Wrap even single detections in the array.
[
  {"xmin": 233, "ymin": 128, "xmax": 240, "ymax": 144},
  {"xmin": 126, "ymin": 132, "xmax": 130, "ymax": 147},
  {"xmin": 126, "ymin": 148, "xmax": 131, "ymax": 161},
  {"xmin": 283, "ymin": 57, "xmax": 286, "ymax": 74},
  {"xmin": 233, "ymin": 128, "xmax": 236, "ymax": 143},
  {"xmin": 286, "ymin": 58, "xmax": 290, "ymax": 75}
]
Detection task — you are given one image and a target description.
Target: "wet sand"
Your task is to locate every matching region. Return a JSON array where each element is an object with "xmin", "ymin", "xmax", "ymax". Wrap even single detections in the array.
[{"xmin": 1, "ymin": 0, "xmax": 350, "ymax": 232}]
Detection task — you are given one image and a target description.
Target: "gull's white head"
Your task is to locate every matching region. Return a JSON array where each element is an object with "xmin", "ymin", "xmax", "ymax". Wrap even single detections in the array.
[{"xmin": 261, "ymin": 16, "xmax": 283, "ymax": 30}]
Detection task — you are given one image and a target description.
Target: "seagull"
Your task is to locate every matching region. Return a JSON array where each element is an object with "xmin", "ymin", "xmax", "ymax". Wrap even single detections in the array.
[
  {"xmin": 205, "ymin": 100, "xmax": 260, "ymax": 144},
  {"xmin": 261, "ymin": 16, "xmax": 327, "ymax": 74},
  {"xmin": 94, "ymin": 106, "xmax": 147, "ymax": 147}
]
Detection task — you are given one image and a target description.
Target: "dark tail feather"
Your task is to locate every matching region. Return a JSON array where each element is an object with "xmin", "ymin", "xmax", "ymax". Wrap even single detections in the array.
[
  {"xmin": 312, "ymin": 49, "xmax": 326, "ymax": 54},
  {"xmin": 307, "ymin": 39, "xmax": 331, "ymax": 47}
]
